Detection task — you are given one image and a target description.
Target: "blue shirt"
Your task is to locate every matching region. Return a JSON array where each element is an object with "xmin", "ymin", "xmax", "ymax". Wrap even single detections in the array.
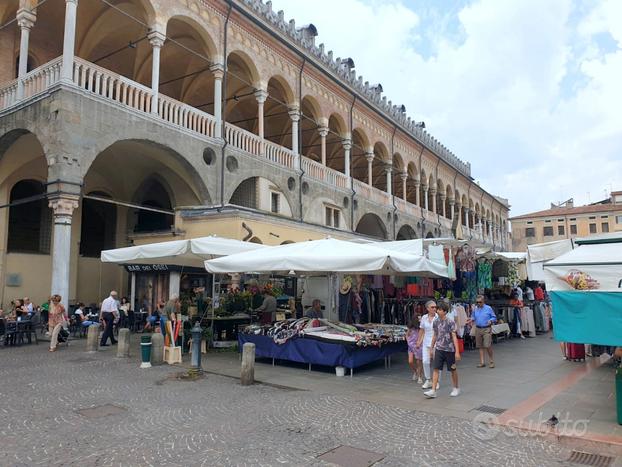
[{"xmin": 472, "ymin": 304, "xmax": 497, "ymax": 327}]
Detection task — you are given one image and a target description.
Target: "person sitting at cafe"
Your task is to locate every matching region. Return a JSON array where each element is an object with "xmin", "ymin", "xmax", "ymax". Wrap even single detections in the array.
[
  {"xmin": 74, "ymin": 303, "xmax": 97, "ymax": 328},
  {"xmin": 255, "ymin": 289, "xmax": 277, "ymax": 325},
  {"xmin": 23, "ymin": 297, "xmax": 34, "ymax": 316},
  {"xmin": 11, "ymin": 299, "xmax": 27, "ymax": 319},
  {"xmin": 305, "ymin": 299, "xmax": 324, "ymax": 319}
]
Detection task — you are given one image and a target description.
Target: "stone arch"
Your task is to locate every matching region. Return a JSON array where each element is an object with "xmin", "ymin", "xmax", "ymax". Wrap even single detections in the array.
[
  {"xmin": 436, "ymin": 179, "xmax": 445, "ymax": 215},
  {"xmin": 165, "ymin": 14, "xmax": 217, "ymax": 59},
  {"xmin": 228, "ymin": 176, "xmax": 294, "ymax": 217},
  {"xmin": 264, "ymin": 75, "xmax": 295, "ymax": 148},
  {"xmin": 445, "ymin": 185, "xmax": 453, "ymax": 220},
  {"xmin": 130, "ymin": 174, "xmax": 174, "ymax": 233},
  {"xmin": 6, "ymin": 179, "xmax": 51, "ymax": 254},
  {"xmin": 396, "ymin": 224, "xmax": 417, "ymax": 240},
  {"xmin": 425, "ymin": 231, "xmax": 435, "ymax": 239},
  {"xmin": 355, "ymin": 213, "xmax": 387, "ymax": 239},
  {"xmin": 80, "ymin": 190, "xmax": 117, "ymax": 257},
  {"xmin": 405, "ymin": 161, "xmax": 418, "ymax": 205},
  {"xmin": 300, "ymin": 95, "xmax": 324, "ymax": 162},
  {"xmin": 325, "ymin": 114, "xmax": 348, "ymax": 173},
  {"xmin": 249, "ymin": 236, "xmax": 263, "ymax": 244},
  {"xmin": 351, "ymin": 127, "xmax": 371, "ymax": 185},
  {"xmin": 225, "ymin": 50, "xmax": 261, "ymax": 134},
  {"xmin": 371, "ymin": 142, "xmax": 390, "ymax": 192}
]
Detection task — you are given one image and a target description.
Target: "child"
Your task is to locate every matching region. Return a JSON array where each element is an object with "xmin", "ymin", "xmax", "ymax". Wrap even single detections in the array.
[{"xmin": 407, "ymin": 317, "xmax": 423, "ymax": 383}]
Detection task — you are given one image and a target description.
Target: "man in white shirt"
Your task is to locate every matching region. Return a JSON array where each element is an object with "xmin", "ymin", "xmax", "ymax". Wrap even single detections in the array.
[
  {"xmin": 23, "ymin": 297, "xmax": 34, "ymax": 315},
  {"xmin": 514, "ymin": 285, "xmax": 523, "ymax": 302},
  {"xmin": 99, "ymin": 291, "xmax": 119, "ymax": 346}
]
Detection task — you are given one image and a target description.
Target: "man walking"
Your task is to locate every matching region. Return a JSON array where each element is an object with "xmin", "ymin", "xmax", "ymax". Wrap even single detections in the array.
[
  {"xmin": 472, "ymin": 295, "xmax": 497, "ymax": 368},
  {"xmin": 99, "ymin": 291, "xmax": 119, "ymax": 346},
  {"xmin": 424, "ymin": 301, "xmax": 461, "ymax": 398}
]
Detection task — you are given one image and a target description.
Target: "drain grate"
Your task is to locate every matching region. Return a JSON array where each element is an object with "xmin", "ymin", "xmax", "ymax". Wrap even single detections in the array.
[
  {"xmin": 77, "ymin": 404, "xmax": 127, "ymax": 419},
  {"xmin": 473, "ymin": 405, "xmax": 506, "ymax": 415},
  {"xmin": 317, "ymin": 445, "xmax": 384, "ymax": 467},
  {"xmin": 568, "ymin": 451, "xmax": 614, "ymax": 467}
]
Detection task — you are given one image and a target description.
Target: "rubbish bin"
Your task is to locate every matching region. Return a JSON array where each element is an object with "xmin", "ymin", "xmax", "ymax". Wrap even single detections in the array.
[{"xmin": 140, "ymin": 335, "xmax": 152, "ymax": 369}]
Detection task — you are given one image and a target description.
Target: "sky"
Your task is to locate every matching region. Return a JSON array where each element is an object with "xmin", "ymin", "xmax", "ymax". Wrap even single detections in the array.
[{"xmin": 273, "ymin": 0, "xmax": 622, "ymax": 216}]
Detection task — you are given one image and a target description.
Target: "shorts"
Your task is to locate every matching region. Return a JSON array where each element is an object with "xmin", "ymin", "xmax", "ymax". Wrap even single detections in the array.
[
  {"xmin": 433, "ymin": 349, "xmax": 457, "ymax": 371},
  {"xmin": 475, "ymin": 326, "xmax": 492, "ymax": 348}
]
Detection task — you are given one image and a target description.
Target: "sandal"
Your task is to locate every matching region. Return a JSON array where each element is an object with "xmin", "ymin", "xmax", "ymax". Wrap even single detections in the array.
[
  {"xmin": 489, "ymin": 362, "xmax": 495, "ymax": 368},
  {"xmin": 49, "ymin": 348, "xmax": 56, "ymax": 352},
  {"xmin": 476, "ymin": 363, "xmax": 486, "ymax": 368}
]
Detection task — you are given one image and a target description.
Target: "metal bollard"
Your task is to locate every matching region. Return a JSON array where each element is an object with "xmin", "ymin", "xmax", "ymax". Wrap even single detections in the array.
[
  {"xmin": 116, "ymin": 328, "xmax": 130, "ymax": 358},
  {"xmin": 86, "ymin": 324, "xmax": 99, "ymax": 353},
  {"xmin": 241, "ymin": 342, "xmax": 255, "ymax": 386},
  {"xmin": 140, "ymin": 335, "xmax": 152, "ymax": 369},
  {"xmin": 190, "ymin": 321, "xmax": 203, "ymax": 372},
  {"xmin": 150, "ymin": 332, "xmax": 164, "ymax": 365}
]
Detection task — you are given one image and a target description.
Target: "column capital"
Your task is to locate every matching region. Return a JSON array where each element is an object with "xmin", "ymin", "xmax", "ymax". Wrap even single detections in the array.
[
  {"xmin": 448, "ymin": 197, "xmax": 455, "ymax": 205},
  {"xmin": 384, "ymin": 163, "xmax": 393, "ymax": 174},
  {"xmin": 429, "ymin": 187, "xmax": 437, "ymax": 195},
  {"xmin": 288, "ymin": 106, "xmax": 301, "ymax": 122},
  {"xmin": 439, "ymin": 193, "xmax": 446, "ymax": 201},
  {"xmin": 148, "ymin": 30, "xmax": 166, "ymax": 48},
  {"xmin": 17, "ymin": 8, "xmax": 36, "ymax": 30},
  {"xmin": 365, "ymin": 152, "xmax": 375, "ymax": 163},
  {"xmin": 210, "ymin": 63, "xmax": 225, "ymax": 80},
  {"xmin": 254, "ymin": 89, "xmax": 268, "ymax": 104},
  {"xmin": 342, "ymin": 138, "xmax": 352, "ymax": 151},
  {"xmin": 399, "ymin": 171, "xmax": 408, "ymax": 182},
  {"xmin": 413, "ymin": 179, "xmax": 421, "ymax": 187},
  {"xmin": 318, "ymin": 126, "xmax": 329, "ymax": 138},
  {"xmin": 49, "ymin": 195, "xmax": 79, "ymax": 223},
  {"xmin": 65, "ymin": 0, "xmax": 79, "ymax": 4}
]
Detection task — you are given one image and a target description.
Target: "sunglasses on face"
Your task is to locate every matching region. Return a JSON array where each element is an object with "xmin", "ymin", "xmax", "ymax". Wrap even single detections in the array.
[{"xmin": 476, "ymin": 301, "xmax": 483, "ymax": 305}]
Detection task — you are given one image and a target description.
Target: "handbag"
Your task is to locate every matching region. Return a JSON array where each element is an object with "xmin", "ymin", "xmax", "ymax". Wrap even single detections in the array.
[{"xmin": 457, "ymin": 337, "xmax": 464, "ymax": 354}]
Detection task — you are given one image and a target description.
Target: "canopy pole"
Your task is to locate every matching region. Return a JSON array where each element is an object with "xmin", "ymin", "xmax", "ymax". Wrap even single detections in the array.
[{"xmin": 130, "ymin": 272, "xmax": 136, "ymax": 312}]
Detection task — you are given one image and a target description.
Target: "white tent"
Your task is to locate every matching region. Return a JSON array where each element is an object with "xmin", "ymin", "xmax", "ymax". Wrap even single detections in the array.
[
  {"xmin": 101, "ymin": 235, "xmax": 266, "ymax": 268},
  {"xmin": 543, "ymin": 240, "xmax": 622, "ymax": 291},
  {"xmin": 475, "ymin": 248, "xmax": 527, "ymax": 262},
  {"xmin": 526, "ymin": 239, "xmax": 573, "ymax": 282},
  {"xmin": 204, "ymin": 238, "xmax": 448, "ymax": 277},
  {"xmin": 373, "ymin": 238, "xmax": 468, "ymax": 256}
]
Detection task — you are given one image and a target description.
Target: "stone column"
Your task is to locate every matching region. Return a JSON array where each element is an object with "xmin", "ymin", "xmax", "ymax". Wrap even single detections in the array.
[
  {"xmin": 148, "ymin": 31, "xmax": 165, "ymax": 114},
  {"xmin": 254, "ymin": 89, "xmax": 268, "ymax": 155},
  {"xmin": 400, "ymin": 172, "xmax": 408, "ymax": 200},
  {"xmin": 430, "ymin": 188, "xmax": 437, "ymax": 213},
  {"xmin": 414, "ymin": 180, "xmax": 420, "ymax": 206},
  {"xmin": 423, "ymin": 186, "xmax": 429, "ymax": 211},
  {"xmin": 449, "ymin": 198, "xmax": 455, "ymax": 220},
  {"xmin": 319, "ymin": 126, "xmax": 329, "ymax": 166},
  {"xmin": 440, "ymin": 194, "xmax": 447, "ymax": 218},
  {"xmin": 464, "ymin": 208, "xmax": 470, "ymax": 233},
  {"xmin": 385, "ymin": 164, "xmax": 392, "ymax": 196},
  {"xmin": 211, "ymin": 63, "xmax": 224, "ymax": 135},
  {"xmin": 16, "ymin": 8, "xmax": 36, "ymax": 100},
  {"xmin": 288, "ymin": 107, "xmax": 300, "ymax": 170},
  {"xmin": 342, "ymin": 138, "xmax": 352, "ymax": 179},
  {"xmin": 365, "ymin": 151, "xmax": 374, "ymax": 186},
  {"xmin": 456, "ymin": 202, "xmax": 462, "ymax": 226},
  {"xmin": 169, "ymin": 271, "xmax": 180, "ymax": 298},
  {"xmin": 49, "ymin": 196, "xmax": 79, "ymax": 309},
  {"xmin": 61, "ymin": 0, "xmax": 79, "ymax": 82}
]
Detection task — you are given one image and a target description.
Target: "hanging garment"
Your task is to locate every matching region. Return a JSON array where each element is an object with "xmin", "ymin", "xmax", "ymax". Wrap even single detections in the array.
[
  {"xmin": 447, "ymin": 249, "xmax": 457, "ymax": 281},
  {"xmin": 513, "ymin": 307, "xmax": 522, "ymax": 335},
  {"xmin": 428, "ymin": 245, "xmax": 446, "ymax": 265}
]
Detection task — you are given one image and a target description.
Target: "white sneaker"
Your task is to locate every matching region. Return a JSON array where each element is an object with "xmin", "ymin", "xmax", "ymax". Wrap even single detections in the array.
[
  {"xmin": 412, "ymin": 373, "xmax": 418, "ymax": 381},
  {"xmin": 421, "ymin": 379, "xmax": 432, "ymax": 389},
  {"xmin": 450, "ymin": 387, "xmax": 461, "ymax": 397},
  {"xmin": 417, "ymin": 377, "xmax": 423, "ymax": 384},
  {"xmin": 436, "ymin": 382, "xmax": 440, "ymax": 390},
  {"xmin": 520, "ymin": 335, "xmax": 526, "ymax": 340},
  {"xmin": 424, "ymin": 389, "xmax": 437, "ymax": 398}
]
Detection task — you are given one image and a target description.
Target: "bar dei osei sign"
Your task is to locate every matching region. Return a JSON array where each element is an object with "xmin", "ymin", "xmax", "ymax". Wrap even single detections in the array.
[{"xmin": 124, "ymin": 264, "xmax": 170, "ymax": 272}]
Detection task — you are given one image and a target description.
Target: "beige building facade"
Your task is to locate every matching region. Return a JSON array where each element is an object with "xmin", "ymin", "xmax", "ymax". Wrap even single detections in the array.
[
  {"xmin": 510, "ymin": 192, "xmax": 622, "ymax": 251},
  {"xmin": 0, "ymin": 0, "xmax": 510, "ymax": 307}
]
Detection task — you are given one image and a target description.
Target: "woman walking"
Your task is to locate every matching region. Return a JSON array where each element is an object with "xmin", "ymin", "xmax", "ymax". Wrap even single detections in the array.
[
  {"xmin": 417, "ymin": 300, "xmax": 439, "ymax": 389},
  {"xmin": 48, "ymin": 295, "xmax": 66, "ymax": 352}
]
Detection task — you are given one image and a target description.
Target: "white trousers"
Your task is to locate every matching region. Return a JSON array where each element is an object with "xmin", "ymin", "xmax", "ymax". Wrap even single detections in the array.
[
  {"xmin": 50, "ymin": 323, "xmax": 62, "ymax": 350},
  {"xmin": 422, "ymin": 345, "xmax": 442, "ymax": 382}
]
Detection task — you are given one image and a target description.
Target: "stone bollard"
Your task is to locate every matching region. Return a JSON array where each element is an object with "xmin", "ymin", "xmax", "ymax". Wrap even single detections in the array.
[
  {"xmin": 86, "ymin": 324, "xmax": 99, "ymax": 352},
  {"xmin": 116, "ymin": 328, "xmax": 130, "ymax": 358},
  {"xmin": 151, "ymin": 332, "xmax": 164, "ymax": 365},
  {"xmin": 241, "ymin": 342, "xmax": 255, "ymax": 386}
]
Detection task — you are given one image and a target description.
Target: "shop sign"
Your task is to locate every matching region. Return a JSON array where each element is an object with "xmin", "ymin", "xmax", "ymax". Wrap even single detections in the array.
[{"xmin": 125, "ymin": 264, "xmax": 170, "ymax": 272}]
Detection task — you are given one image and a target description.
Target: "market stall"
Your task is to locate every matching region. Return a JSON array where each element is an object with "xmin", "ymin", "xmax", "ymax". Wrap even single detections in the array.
[{"xmin": 543, "ymin": 233, "xmax": 622, "ymax": 346}]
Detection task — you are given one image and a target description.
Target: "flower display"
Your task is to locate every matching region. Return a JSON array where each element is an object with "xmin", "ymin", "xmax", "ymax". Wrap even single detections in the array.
[{"xmin": 564, "ymin": 270, "xmax": 600, "ymax": 290}]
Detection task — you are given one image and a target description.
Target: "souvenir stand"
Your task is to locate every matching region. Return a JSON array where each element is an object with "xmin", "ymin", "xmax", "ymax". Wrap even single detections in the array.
[{"xmin": 205, "ymin": 238, "xmax": 449, "ymax": 376}]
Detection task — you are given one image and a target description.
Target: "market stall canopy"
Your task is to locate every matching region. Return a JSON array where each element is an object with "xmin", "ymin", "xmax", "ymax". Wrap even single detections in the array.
[
  {"xmin": 543, "ymin": 241, "xmax": 622, "ymax": 291},
  {"xmin": 475, "ymin": 248, "xmax": 527, "ymax": 262},
  {"xmin": 101, "ymin": 236, "xmax": 266, "ymax": 268},
  {"xmin": 204, "ymin": 238, "xmax": 449, "ymax": 277},
  {"xmin": 526, "ymin": 239, "xmax": 573, "ymax": 281},
  {"xmin": 373, "ymin": 238, "xmax": 468, "ymax": 257}
]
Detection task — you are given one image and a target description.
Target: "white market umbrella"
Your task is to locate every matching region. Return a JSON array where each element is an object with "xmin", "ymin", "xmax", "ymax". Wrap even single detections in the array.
[{"xmin": 204, "ymin": 238, "xmax": 448, "ymax": 277}]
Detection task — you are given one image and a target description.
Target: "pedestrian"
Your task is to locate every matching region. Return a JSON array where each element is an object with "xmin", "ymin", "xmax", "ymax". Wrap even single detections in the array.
[
  {"xmin": 417, "ymin": 300, "xmax": 440, "ymax": 389},
  {"xmin": 118, "ymin": 297, "xmax": 130, "ymax": 328},
  {"xmin": 162, "ymin": 294, "xmax": 179, "ymax": 340},
  {"xmin": 406, "ymin": 317, "xmax": 423, "ymax": 383},
  {"xmin": 254, "ymin": 289, "xmax": 277, "ymax": 324},
  {"xmin": 471, "ymin": 294, "xmax": 497, "ymax": 368},
  {"xmin": 99, "ymin": 291, "xmax": 119, "ymax": 346},
  {"xmin": 48, "ymin": 294, "xmax": 67, "ymax": 352},
  {"xmin": 424, "ymin": 301, "xmax": 461, "ymax": 398}
]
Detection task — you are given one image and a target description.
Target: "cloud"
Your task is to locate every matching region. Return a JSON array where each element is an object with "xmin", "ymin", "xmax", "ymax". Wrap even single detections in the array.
[{"xmin": 273, "ymin": 0, "xmax": 622, "ymax": 216}]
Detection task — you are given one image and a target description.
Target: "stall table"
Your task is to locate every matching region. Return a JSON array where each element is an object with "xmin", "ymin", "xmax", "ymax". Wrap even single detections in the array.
[
  {"xmin": 203, "ymin": 314, "xmax": 251, "ymax": 347},
  {"xmin": 238, "ymin": 333, "xmax": 406, "ymax": 377}
]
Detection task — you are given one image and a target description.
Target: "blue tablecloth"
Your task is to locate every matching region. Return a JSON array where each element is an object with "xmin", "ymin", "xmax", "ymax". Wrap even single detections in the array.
[{"xmin": 238, "ymin": 334, "xmax": 406, "ymax": 369}]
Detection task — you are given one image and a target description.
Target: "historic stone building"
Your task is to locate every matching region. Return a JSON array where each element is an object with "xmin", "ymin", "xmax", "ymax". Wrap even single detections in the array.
[{"xmin": 0, "ymin": 0, "xmax": 510, "ymax": 307}]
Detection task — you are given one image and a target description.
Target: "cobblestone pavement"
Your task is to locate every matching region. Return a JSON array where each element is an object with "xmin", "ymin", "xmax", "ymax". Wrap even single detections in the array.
[{"xmin": 0, "ymin": 341, "xmax": 582, "ymax": 467}]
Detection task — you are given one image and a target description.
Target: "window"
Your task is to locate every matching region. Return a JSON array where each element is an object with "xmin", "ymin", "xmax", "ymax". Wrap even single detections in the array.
[
  {"xmin": 545, "ymin": 219, "xmax": 551, "ymax": 223},
  {"xmin": 525, "ymin": 227, "xmax": 535, "ymax": 238},
  {"xmin": 601, "ymin": 215, "xmax": 608, "ymax": 219},
  {"xmin": 7, "ymin": 180, "xmax": 52, "ymax": 254},
  {"xmin": 617, "ymin": 215, "xmax": 622, "ymax": 224},
  {"xmin": 589, "ymin": 223, "xmax": 597, "ymax": 234},
  {"xmin": 325, "ymin": 206, "xmax": 340, "ymax": 228},
  {"xmin": 570, "ymin": 224, "xmax": 577, "ymax": 235},
  {"xmin": 270, "ymin": 192, "xmax": 280, "ymax": 214},
  {"xmin": 569, "ymin": 217, "xmax": 576, "ymax": 221},
  {"xmin": 602, "ymin": 222, "xmax": 609, "ymax": 233},
  {"xmin": 589, "ymin": 216, "xmax": 596, "ymax": 220},
  {"xmin": 558, "ymin": 225, "xmax": 565, "ymax": 235},
  {"xmin": 543, "ymin": 226, "xmax": 553, "ymax": 236},
  {"xmin": 557, "ymin": 218, "xmax": 564, "ymax": 222},
  {"xmin": 526, "ymin": 221, "xmax": 533, "ymax": 225}
]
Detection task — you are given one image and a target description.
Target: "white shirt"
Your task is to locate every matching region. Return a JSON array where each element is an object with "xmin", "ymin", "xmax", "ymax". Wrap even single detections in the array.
[
  {"xmin": 421, "ymin": 314, "xmax": 438, "ymax": 347},
  {"xmin": 515, "ymin": 286, "xmax": 523, "ymax": 301},
  {"xmin": 525, "ymin": 287, "xmax": 534, "ymax": 301},
  {"xmin": 101, "ymin": 296, "xmax": 119, "ymax": 314}
]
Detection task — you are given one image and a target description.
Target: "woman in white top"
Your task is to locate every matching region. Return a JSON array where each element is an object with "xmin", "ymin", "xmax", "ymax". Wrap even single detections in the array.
[{"xmin": 417, "ymin": 300, "xmax": 439, "ymax": 389}]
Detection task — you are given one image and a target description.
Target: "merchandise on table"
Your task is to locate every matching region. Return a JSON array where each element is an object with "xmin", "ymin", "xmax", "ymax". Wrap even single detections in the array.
[{"xmin": 242, "ymin": 318, "xmax": 407, "ymax": 348}]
